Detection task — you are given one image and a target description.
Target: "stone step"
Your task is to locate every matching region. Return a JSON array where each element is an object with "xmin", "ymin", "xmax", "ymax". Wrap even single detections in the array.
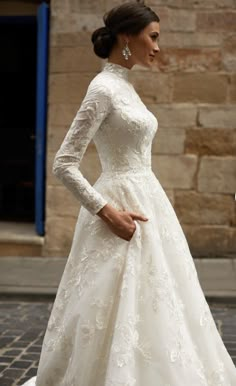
[{"xmin": 0, "ymin": 222, "xmax": 44, "ymax": 257}]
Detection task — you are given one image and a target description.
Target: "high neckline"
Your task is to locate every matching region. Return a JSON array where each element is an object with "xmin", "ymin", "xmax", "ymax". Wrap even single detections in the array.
[{"xmin": 102, "ymin": 61, "xmax": 130, "ymax": 80}]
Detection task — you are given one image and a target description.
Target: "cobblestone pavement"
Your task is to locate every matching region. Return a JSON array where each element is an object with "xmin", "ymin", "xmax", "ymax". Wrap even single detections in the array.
[{"xmin": 0, "ymin": 295, "xmax": 235, "ymax": 386}]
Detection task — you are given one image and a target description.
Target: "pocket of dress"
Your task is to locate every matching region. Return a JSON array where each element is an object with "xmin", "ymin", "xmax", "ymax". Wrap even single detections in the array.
[{"xmin": 130, "ymin": 220, "xmax": 141, "ymax": 242}]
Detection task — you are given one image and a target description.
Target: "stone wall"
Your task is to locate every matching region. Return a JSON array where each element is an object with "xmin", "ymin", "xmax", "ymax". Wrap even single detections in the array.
[{"xmin": 43, "ymin": 0, "xmax": 236, "ymax": 258}]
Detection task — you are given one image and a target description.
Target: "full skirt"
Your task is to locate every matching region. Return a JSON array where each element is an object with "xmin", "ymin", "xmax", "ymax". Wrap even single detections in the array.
[{"xmin": 21, "ymin": 169, "xmax": 236, "ymax": 386}]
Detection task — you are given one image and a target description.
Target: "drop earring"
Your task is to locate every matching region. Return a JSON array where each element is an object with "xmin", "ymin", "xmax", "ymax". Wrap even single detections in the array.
[{"xmin": 122, "ymin": 42, "xmax": 131, "ymax": 60}]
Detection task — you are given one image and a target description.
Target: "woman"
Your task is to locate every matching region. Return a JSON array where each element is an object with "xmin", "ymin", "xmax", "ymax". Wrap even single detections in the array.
[{"xmin": 22, "ymin": 1, "xmax": 236, "ymax": 385}]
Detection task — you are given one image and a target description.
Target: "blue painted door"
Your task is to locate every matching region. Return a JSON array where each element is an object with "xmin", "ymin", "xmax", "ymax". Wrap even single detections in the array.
[{"xmin": 35, "ymin": 2, "xmax": 49, "ymax": 235}]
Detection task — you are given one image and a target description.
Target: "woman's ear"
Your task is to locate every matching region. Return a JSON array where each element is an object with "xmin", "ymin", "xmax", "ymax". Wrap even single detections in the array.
[{"xmin": 117, "ymin": 33, "xmax": 130, "ymax": 46}]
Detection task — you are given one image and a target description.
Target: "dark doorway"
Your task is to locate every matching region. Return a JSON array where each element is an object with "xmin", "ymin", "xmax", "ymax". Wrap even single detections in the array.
[{"xmin": 0, "ymin": 17, "xmax": 37, "ymax": 222}]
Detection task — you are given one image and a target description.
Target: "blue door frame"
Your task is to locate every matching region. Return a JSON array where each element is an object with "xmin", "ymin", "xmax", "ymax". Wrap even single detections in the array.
[
  {"xmin": 0, "ymin": 8, "xmax": 49, "ymax": 233},
  {"xmin": 35, "ymin": 2, "xmax": 49, "ymax": 236}
]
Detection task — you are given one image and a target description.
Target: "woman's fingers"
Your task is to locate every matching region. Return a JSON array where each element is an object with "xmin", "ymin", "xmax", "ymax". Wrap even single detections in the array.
[
  {"xmin": 128, "ymin": 212, "xmax": 149, "ymax": 221},
  {"xmin": 105, "ymin": 209, "xmax": 148, "ymax": 241}
]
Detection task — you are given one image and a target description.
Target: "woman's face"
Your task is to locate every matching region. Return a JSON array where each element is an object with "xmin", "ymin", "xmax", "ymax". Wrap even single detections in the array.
[{"xmin": 127, "ymin": 21, "xmax": 160, "ymax": 68}]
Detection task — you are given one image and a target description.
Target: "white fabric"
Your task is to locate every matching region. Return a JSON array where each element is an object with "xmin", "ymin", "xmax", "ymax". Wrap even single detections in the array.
[{"xmin": 21, "ymin": 62, "xmax": 236, "ymax": 386}]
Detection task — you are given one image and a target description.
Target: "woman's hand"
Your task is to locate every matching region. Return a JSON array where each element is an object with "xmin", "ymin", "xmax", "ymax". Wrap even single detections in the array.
[{"xmin": 97, "ymin": 203, "xmax": 148, "ymax": 241}]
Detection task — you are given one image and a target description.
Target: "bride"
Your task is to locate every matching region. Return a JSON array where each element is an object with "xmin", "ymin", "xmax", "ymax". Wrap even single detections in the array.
[{"xmin": 21, "ymin": 1, "xmax": 236, "ymax": 385}]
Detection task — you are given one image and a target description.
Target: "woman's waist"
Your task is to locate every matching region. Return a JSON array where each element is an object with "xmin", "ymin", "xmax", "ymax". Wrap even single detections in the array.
[{"xmin": 100, "ymin": 165, "xmax": 153, "ymax": 176}]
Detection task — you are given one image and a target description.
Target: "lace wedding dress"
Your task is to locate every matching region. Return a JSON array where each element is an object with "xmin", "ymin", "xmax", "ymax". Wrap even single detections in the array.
[{"xmin": 21, "ymin": 62, "xmax": 236, "ymax": 386}]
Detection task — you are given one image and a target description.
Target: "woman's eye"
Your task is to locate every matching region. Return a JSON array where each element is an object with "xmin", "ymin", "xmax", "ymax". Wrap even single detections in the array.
[{"xmin": 151, "ymin": 35, "xmax": 158, "ymax": 41}]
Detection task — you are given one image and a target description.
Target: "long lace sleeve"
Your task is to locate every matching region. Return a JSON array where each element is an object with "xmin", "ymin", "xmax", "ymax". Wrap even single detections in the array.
[{"xmin": 52, "ymin": 80, "xmax": 111, "ymax": 216}]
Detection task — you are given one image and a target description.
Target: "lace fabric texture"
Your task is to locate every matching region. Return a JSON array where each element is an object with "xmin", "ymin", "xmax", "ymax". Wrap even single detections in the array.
[{"xmin": 21, "ymin": 62, "xmax": 236, "ymax": 386}]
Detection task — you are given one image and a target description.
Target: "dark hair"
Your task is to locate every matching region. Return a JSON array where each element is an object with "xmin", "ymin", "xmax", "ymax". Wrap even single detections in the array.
[{"xmin": 91, "ymin": 1, "xmax": 160, "ymax": 59}]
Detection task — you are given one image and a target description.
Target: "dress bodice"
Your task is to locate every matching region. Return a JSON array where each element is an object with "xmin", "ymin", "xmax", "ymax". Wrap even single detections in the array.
[
  {"xmin": 94, "ymin": 62, "xmax": 158, "ymax": 173},
  {"xmin": 52, "ymin": 62, "xmax": 158, "ymax": 215}
]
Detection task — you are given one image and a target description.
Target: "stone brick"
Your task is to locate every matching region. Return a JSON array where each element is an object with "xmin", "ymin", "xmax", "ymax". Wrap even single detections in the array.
[
  {"xmin": 46, "ymin": 185, "xmax": 80, "ymax": 218},
  {"xmin": 174, "ymin": 191, "xmax": 235, "ymax": 225},
  {"xmin": 44, "ymin": 216, "xmax": 77, "ymax": 255},
  {"xmin": 173, "ymin": 73, "xmax": 228, "ymax": 103},
  {"xmin": 48, "ymin": 104, "xmax": 78, "ymax": 126},
  {"xmin": 0, "ymin": 244, "xmax": 42, "ymax": 258},
  {"xmin": 1, "ymin": 368, "xmax": 24, "ymax": 379},
  {"xmin": 69, "ymin": 0, "xmax": 106, "ymax": 13},
  {"xmin": 49, "ymin": 73, "xmax": 95, "ymax": 104},
  {"xmin": 49, "ymin": 46, "xmax": 101, "ymax": 73},
  {"xmin": 169, "ymin": 9, "xmax": 196, "ymax": 31},
  {"xmin": 47, "ymin": 125, "xmax": 71, "ymax": 153},
  {"xmin": 185, "ymin": 128, "xmax": 236, "ymax": 156},
  {"xmin": 222, "ymin": 34, "xmax": 236, "ymax": 51},
  {"xmin": 151, "ymin": 6, "xmax": 170, "ymax": 32},
  {"xmin": 229, "ymin": 226, "xmax": 236, "ymax": 252},
  {"xmin": 222, "ymin": 35, "xmax": 236, "ymax": 72},
  {"xmin": 149, "ymin": 0, "xmax": 235, "ymax": 8},
  {"xmin": 229, "ymin": 74, "xmax": 236, "ymax": 102},
  {"xmin": 10, "ymin": 360, "xmax": 31, "ymax": 369},
  {"xmin": 222, "ymin": 54, "xmax": 236, "ymax": 73},
  {"xmin": 0, "ymin": 356, "xmax": 13, "ymax": 363},
  {"xmin": 50, "ymin": 13, "xmax": 102, "ymax": 34},
  {"xmin": 198, "ymin": 156, "xmax": 236, "ymax": 194},
  {"xmin": 198, "ymin": 105, "xmax": 236, "ymax": 129},
  {"xmin": 46, "ymin": 152, "xmax": 61, "ymax": 187},
  {"xmin": 25, "ymin": 366, "xmax": 38, "ymax": 375},
  {"xmin": 105, "ymin": 0, "xmax": 132, "ymax": 9},
  {"xmin": 151, "ymin": 7, "xmax": 196, "ymax": 32},
  {"xmin": 157, "ymin": 48, "xmax": 221, "ymax": 72},
  {"xmin": 51, "ymin": 0, "xmax": 70, "ymax": 16},
  {"xmin": 42, "ymin": 247, "xmax": 65, "ymax": 258},
  {"xmin": 197, "ymin": 12, "xmax": 236, "ymax": 32},
  {"xmin": 160, "ymin": 32, "xmax": 222, "ymax": 48},
  {"xmin": 130, "ymin": 71, "xmax": 171, "ymax": 103},
  {"xmin": 148, "ymin": 103, "xmax": 197, "ymax": 128},
  {"xmin": 49, "ymin": 73, "xmax": 95, "ymax": 103},
  {"xmin": 152, "ymin": 128, "xmax": 185, "ymax": 154},
  {"xmin": 152, "ymin": 154, "xmax": 198, "ymax": 189},
  {"xmin": 73, "ymin": 13, "xmax": 104, "ymax": 33},
  {"xmin": 51, "ymin": 31, "xmax": 92, "ymax": 47},
  {"xmin": 183, "ymin": 225, "xmax": 236, "ymax": 257}
]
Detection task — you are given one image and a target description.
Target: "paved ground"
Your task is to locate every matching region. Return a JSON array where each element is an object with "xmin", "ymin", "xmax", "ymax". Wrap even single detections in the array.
[{"xmin": 0, "ymin": 295, "xmax": 235, "ymax": 386}]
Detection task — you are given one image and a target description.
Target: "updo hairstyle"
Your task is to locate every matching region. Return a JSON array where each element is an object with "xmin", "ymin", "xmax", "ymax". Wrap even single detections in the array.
[{"xmin": 91, "ymin": 1, "xmax": 160, "ymax": 59}]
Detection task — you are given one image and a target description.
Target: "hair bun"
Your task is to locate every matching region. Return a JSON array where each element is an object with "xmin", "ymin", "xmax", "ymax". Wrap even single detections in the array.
[{"xmin": 91, "ymin": 26, "xmax": 116, "ymax": 59}]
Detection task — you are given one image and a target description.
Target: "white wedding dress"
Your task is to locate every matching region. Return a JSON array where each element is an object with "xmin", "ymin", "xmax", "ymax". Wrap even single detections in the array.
[{"xmin": 21, "ymin": 62, "xmax": 236, "ymax": 386}]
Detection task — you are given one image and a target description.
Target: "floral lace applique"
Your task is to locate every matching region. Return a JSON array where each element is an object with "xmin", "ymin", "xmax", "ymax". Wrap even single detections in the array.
[
  {"xmin": 109, "ymin": 314, "xmax": 152, "ymax": 368},
  {"xmin": 197, "ymin": 359, "xmax": 232, "ymax": 386}
]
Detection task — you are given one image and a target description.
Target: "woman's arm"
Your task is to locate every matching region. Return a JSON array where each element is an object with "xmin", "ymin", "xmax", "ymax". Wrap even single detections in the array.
[{"xmin": 52, "ymin": 80, "xmax": 111, "ymax": 215}]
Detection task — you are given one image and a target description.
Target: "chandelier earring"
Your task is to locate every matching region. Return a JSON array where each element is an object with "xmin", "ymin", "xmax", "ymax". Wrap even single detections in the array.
[{"xmin": 122, "ymin": 41, "xmax": 132, "ymax": 60}]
